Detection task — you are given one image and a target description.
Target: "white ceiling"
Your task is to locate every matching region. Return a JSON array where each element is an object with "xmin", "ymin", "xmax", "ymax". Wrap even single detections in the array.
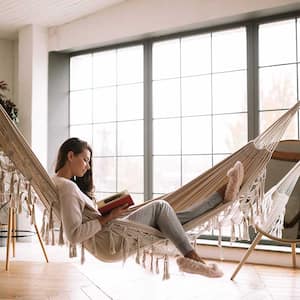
[{"xmin": 0, "ymin": 0, "xmax": 126, "ymax": 40}]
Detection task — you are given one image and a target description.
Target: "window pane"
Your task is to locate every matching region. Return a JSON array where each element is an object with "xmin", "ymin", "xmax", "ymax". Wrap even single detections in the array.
[
  {"xmin": 70, "ymin": 125, "xmax": 93, "ymax": 146},
  {"xmin": 182, "ymin": 116, "xmax": 212, "ymax": 154},
  {"xmin": 93, "ymin": 50, "xmax": 116, "ymax": 87},
  {"xmin": 70, "ymin": 90, "xmax": 92, "ymax": 125},
  {"xmin": 181, "ymin": 33, "xmax": 211, "ymax": 76},
  {"xmin": 117, "ymin": 84, "xmax": 143, "ymax": 121},
  {"xmin": 93, "ymin": 87, "xmax": 116, "ymax": 123},
  {"xmin": 259, "ymin": 19, "xmax": 296, "ymax": 66},
  {"xmin": 213, "ymin": 113, "xmax": 248, "ymax": 153},
  {"xmin": 117, "ymin": 156, "xmax": 143, "ymax": 193},
  {"xmin": 153, "ymin": 156, "xmax": 181, "ymax": 194},
  {"xmin": 182, "ymin": 155, "xmax": 212, "ymax": 185},
  {"xmin": 93, "ymin": 157, "xmax": 116, "ymax": 192},
  {"xmin": 259, "ymin": 65, "xmax": 297, "ymax": 110},
  {"xmin": 181, "ymin": 75, "xmax": 211, "ymax": 116},
  {"xmin": 153, "ymin": 39, "xmax": 180, "ymax": 80},
  {"xmin": 297, "ymin": 19, "xmax": 300, "ymax": 62},
  {"xmin": 259, "ymin": 111, "xmax": 298, "ymax": 139},
  {"xmin": 70, "ymin": 54, "xmax": 92, "ymax": 90},
  {"xmin": 212, "ymin": 27, "xmax": 246, "ymax": 72},
  {"xmin": 93, "ymin": 123, "xmax": 116, "ymax": 156},
  {"xmin": 153, "ymin": 79, "xmax": 180, "ymax": 118},
  {"xmin": 118, "ymin": 120, "xmax": 143, "ymax": 156},
  {"xmin": 153, "ymin": 119, "xmax": 181, "ymax": 155},
  {"xmin": 131, "ymin": 193, "xmax": 144, "ymax": 205},
  {"xmin": 212, "ymin": 71, "xmax": 247, "ymax": 114},
  {"xmin": 213, "ymin": 154, "xmax": 229, "ymax": 165},
  {"xmin": 117, "ymin": 45, "xmax": 143, "ymax": 84}
]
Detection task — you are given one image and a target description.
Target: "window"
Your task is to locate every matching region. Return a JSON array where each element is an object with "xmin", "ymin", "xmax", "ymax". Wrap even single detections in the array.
[
  {"xmin": 152, "ymin": 27, "xmax": 247, "ymax": 196},
  {"xmin": 70, "ymin": 45, "xmax": 144, "ymax": 203},
  {"xmin": 68, "ymin": 13, "xmax": 300, "ymax": 245},
  {"xmin": 258, "ymin": 18, "xmax": 299, "ymax": 138}
]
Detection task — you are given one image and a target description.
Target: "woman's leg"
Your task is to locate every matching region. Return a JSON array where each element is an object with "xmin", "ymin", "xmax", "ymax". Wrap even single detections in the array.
[
  {"xmin": 176, "ymin": 192, "xmax": 223, "ymax": 225},
  {"xmin": 126, "ymin": 200, "xmax": 194, "ymax": 256},
  {"xmin": 177, "ymin": 161, "xmax": 244, "ymax": 225}
]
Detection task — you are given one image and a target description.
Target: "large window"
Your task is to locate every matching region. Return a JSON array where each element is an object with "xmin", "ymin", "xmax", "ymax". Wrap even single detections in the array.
[
  {"xmin": 258, "ymin": 18, "xmax": 300, "ymax": 138},
  {"xmin": 69, "ymin": 14, "xmax": 300, "ymax": 214},
  {"xmin": 152, "ymin": 27, "xmax": 247, "ymax": 196},
  {"xmin": 70, "ymin": 45, "xmax": 144, "ymax": 203}
]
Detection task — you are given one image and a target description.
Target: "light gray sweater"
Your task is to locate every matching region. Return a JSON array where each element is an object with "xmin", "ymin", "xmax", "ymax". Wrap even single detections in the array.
[{"xmin": 52, "ymin": 175, "xmax": 102, "ymax": 244}]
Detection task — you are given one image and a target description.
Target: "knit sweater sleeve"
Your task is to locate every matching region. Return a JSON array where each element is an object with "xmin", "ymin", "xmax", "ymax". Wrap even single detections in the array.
[{"xmin": 58, "ymin": 180, "xmax": 102, "ymax": 244}]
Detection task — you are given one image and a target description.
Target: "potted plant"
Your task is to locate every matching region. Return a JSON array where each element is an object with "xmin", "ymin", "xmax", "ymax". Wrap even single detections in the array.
[
  {"xmin": 0, "ymin": 80, "xmax": 18, "ymax": 123},
  {"xmin": 0, "ymin": 80, "xmax": 18, "ymax": 246}
]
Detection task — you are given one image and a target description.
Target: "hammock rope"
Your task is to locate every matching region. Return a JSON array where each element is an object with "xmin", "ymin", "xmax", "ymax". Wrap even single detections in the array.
[{"xmin": 0, "ymin": 102, "xmax": 300, "ymax": 264}]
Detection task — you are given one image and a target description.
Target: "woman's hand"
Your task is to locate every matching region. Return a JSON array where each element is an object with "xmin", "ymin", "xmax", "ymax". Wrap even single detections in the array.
[
  {"xmin": 98, "ymin": 204, "xmax": 129, "ymax": 225},
  {"xmin": 109, "ymin": 203, "xmax": 130, "ymax": 220}
]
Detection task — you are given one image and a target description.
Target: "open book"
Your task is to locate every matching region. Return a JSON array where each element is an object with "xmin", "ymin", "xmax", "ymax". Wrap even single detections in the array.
[{"xmin": 96, "ymin": 190, "xmax": 134, "ymax": 215}]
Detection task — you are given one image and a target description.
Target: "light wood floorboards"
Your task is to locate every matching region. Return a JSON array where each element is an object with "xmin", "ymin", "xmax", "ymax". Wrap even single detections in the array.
[{"xmin": 0, "ymin": 243, "xmax": 299, "ymax": 300}]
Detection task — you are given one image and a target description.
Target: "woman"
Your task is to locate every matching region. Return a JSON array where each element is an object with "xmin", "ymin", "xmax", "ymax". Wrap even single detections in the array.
[{"xmin": 52, "ymin": 137, "xmax": 244, "ymax": 278}]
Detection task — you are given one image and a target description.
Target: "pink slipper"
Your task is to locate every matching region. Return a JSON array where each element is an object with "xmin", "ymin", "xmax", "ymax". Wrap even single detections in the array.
[
  {"xmin": 224, "ymin": 161, "xmax": 244, "ymax": 202},
  {"xmin": 176, "ymin": 257, "xmax": 223, "ymax": 278}
]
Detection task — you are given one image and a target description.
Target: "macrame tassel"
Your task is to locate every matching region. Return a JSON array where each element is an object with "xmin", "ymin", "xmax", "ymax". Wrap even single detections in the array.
[
  {"xmin": 218, "ymin": 225, "xmax": 222, "ymax": 247},
  {"xmin": 162, "ymin": 254, "xmax": 170, "ymax": 280},
  {"xmin": 109, "ymin": 230, "xmax": 116, "ymax": 254},
  {"xmin": 48, "ymin": 203, "xmax": 54, "ymax": 230},
  {"xmin": 58, "ymin": 221, "xmax": 64, "ymax": 245},
  {"xmin": 142, "ymin": 249, "xmax": 146, "ymax": 268},
  {"xmin": 51, "ymin": 228, "xmax": 55, "ymax": 246},
  {"xmin": 40, "ymin": 209, "xmax": 47, "ymax": 238},
  {"xmin": 69, "ymin": 244, "xmax": 77, "ymax": 258},
  {"xmin": 27, "ymin": 182, "xmax": 32, "ymax": 205},
  {"xmin": 150, "ymin": 245, "xmax": 154, "ymax": 273},
  {"xmin": 122, "ymin": 236, "xmax": 129, "ymax": 265},
  {"xmin": 155, "ymin": 257, "xmax": 160, "ymax": 274},
  {"xmin": 16, "ymin": 177, "xmax": 21, "ymax": 198},
  {"xmin": 45, "ymin": 223, "xmax": 50, "ymax": 245},
  {"xmin": 10, "ymin": 172, "xmax": 15, "ymax": 192},
  {"xmin": 230, "ymin": 222, "xmax": 236, "ymax": 242},
  {"xmin": 0, "ymin": 170, "xmax": 5, "ymax": 202},
  {"xmin": 238, "ymin": 224, "xmax": 242, "ymax": 240},
  {"xmin": 17, "ymin": 191, "xmax": 22, "ymax": 214},
  {"xmin": 81, "ymin": 243, "xmax": 85, "ymax": 264},
  {"xmin": 242, "ymin": 218, "xmax": 250, "ymax": 240},
  {"xmin": 92, "ymin": 235, "xmax": 97, "ymax": 253},
  {"xmin": 31, "ymin": 204, "xmax": 36, "ymax": 225},
  {"xmin": 135, "ymin": 235, "xmax": 141, "ymax": 264},
  {"xmin": 193, "ymin": 238, "xmax": 197, "ymax": 249}
]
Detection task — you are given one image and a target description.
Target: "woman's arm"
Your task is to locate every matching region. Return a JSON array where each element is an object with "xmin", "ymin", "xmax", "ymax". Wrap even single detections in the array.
[{"xmin": 59, "ymin": 182, "xmax": 102, "ymax": 244}]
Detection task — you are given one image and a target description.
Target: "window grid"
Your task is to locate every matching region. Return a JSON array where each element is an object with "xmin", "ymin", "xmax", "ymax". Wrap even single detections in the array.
[{"xmin": 69, "ymin": 12, "xmax": 300, "ymax": 245}]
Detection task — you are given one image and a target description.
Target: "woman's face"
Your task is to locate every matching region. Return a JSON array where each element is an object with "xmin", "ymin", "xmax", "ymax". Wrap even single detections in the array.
[{"xmin": 68, "ymin": 148, "xmax": 91, "ymax": 177}]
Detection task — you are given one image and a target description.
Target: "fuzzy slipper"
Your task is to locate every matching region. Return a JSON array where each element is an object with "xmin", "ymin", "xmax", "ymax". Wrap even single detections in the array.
[
  {"xmin": 176, "ymin": 257, "xmax": 223, "ymax": 278},
  {"xmin": 224, "ymin": 161, "xmax": 244, "ymax": 202}
]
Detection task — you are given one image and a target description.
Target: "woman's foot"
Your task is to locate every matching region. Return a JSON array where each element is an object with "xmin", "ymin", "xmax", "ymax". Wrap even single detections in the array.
[
  {"xmin": 176, "ymin": 257, "xmax": 223, "ymax": 278},
  {"xmin": 184, "ymin": 250, "xmax": 206, "ymax": 264},
  {"xmin": 224, "ymin": 161, "xmax": 244, "ymax": 203}
]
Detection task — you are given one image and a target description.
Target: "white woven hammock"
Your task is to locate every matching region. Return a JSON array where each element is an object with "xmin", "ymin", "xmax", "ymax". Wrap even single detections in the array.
[{"xmin": 0, "ymin": 102, "xmax": 300, "ymax": 269}]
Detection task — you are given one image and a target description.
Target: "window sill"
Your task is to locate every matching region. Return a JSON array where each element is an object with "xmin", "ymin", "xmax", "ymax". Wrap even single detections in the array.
[{"xmin": 196, "ymin": 238, "xmax": 300, "ymax": 268}]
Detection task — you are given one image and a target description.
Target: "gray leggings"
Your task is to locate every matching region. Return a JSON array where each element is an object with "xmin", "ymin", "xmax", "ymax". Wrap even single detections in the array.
[{"xmin": 126, "ymin": 192, "xmax": 222, "ymax": 256}]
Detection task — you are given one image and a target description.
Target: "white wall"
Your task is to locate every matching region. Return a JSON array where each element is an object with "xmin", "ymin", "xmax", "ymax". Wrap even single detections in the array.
[
  {"xmin": 48, "ymin": 0, "xmax": 300, "ymax": 52},
  {"xmin": 0, "ymin": 39, "xmax": 14, "ymax": 99},
  {"xmin": 18, "ymin": 25, "xmax": 48, "ymax": 167}
]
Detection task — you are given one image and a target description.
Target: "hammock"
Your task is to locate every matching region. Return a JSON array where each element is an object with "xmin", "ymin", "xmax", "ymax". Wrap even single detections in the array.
[{"xmin": 0, "ymin": 102, "xmax": 300, "ymax": 265}]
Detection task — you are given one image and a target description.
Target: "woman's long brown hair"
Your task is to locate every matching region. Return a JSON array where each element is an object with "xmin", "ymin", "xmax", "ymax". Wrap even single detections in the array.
[{"xmin": 55, "ymin": 137, "xmax": 94, "ymax": 198}]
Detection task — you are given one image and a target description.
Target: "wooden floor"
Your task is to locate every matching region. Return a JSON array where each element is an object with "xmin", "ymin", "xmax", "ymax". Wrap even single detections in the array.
[{"xmin": 0, "ymin": 242, "xmax": 299, "ymax": 300}]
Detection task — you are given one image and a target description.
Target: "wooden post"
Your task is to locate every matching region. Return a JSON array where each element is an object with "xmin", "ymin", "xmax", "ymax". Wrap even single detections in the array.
[
  {"xmin": 291, "ymin": 243, "xmax": 296, "ymax": 268},
  {"xmin": 5, "ymin": 207, "xmax": 13, "ymax": 271},
  {"xmin": 230, "ymin": 232, "xmax": 263, "ymax": 281}
]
